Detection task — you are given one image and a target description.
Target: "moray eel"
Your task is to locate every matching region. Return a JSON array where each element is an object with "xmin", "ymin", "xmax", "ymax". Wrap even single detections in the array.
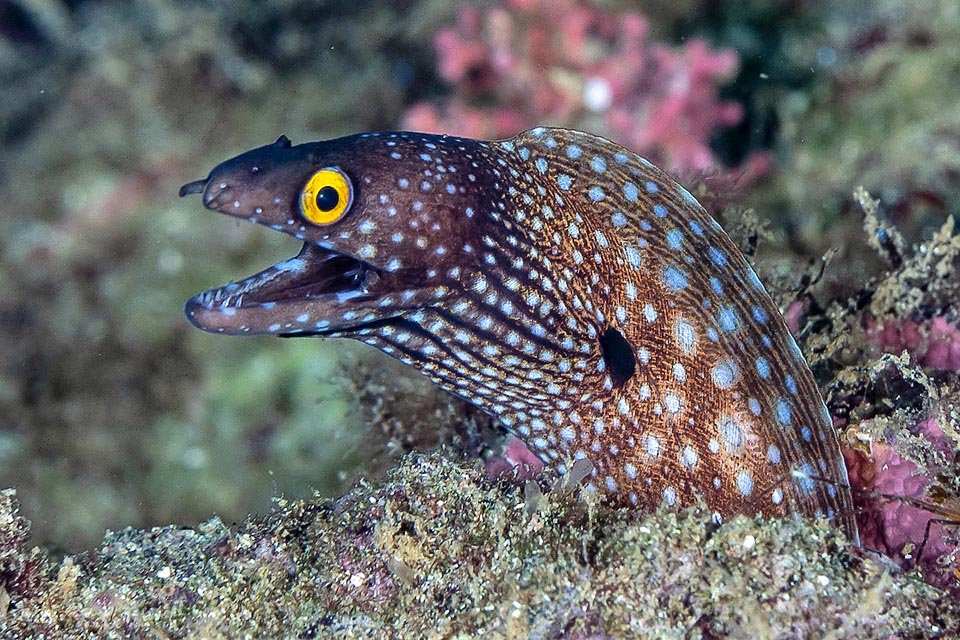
[{"xmin": 180, "ymin": 128, "xmax": 858, "ymax": 542}]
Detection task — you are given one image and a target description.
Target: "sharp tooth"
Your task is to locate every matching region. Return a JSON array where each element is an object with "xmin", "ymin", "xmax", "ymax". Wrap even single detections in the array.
[{"xmin": 275, "ymin": 257, "xmax": 307, "ymax": 273}]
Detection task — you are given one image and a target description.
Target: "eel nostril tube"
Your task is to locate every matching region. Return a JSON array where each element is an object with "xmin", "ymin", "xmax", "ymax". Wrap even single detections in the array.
[{"xmin": 179, "ymin": 179, "xmax": 207, "ymax": 197}]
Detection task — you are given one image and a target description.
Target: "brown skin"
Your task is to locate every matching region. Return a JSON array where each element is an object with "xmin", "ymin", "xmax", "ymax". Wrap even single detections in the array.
[{"xmin": 181, "ymin": 128, "xmax": 858, "ymax": 543}]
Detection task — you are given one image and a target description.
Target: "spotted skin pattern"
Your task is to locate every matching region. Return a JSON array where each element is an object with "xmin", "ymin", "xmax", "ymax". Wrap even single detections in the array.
[{"xmin": 181, "ymin": 128, "xmax": 858, "ymax": 542}]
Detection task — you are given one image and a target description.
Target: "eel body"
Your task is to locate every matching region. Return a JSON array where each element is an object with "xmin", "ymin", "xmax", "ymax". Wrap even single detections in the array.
[{"xmin": 180, "ymin": 128, "xmax": 857, "ymax": 542}]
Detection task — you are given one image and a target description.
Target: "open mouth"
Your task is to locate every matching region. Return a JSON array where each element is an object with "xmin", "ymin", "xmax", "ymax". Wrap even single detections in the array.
[
  {"xmin": 190, "ymin": 243, "xmax": 373, "ymax": 309},
  {"xmin": 183, "ymin": 241, "xmax": 384, "ymax": 335},
  {"xmin": 184, "ymin": 244, "xmax": 379, "ymax": 334}
]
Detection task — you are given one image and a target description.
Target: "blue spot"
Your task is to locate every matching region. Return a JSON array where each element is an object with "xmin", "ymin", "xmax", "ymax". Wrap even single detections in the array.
[
  {"xmin": 711, "ymin": 360, "xmax": 739, "ymax": 388},
  {"xmin": 535, "ymin": 158, "xmax": 548, "ymax": 173},
  {"xmin": 708, "ymin": 247, "xmax": 727, "ymax": 267},
  {"xmin": 653, "ymin": 204, "xmax": 667, "ymax": 218},
  {"xmin": 519, "ymin": 147, "xmax": 530, "ymax": 160},
  {"xmin": 645, "ymin": 181, "xmax": 659, "ymax": 193},
  {"xmin": 748, "ymin": 398, "xmax": 761, "ymax": 415},
  {"xmin": 787, "ymin": 338, "xmax": 806, "ymax": 364},
  {"xmin": 761, "ymin": 335, "xmax": 772, "ymax": 348},
  {"xmin": 588, "ymin": 186, "xmax": 605, "ymax": 202},
  {"xmin": 745, "ymin": 267, "xmax": 765, "ymax": 291},
  {"xmin": 611, "ymin": 211, "xmax": 628, "ymax": 227},
  {"xmin": 706, "ymin": 327, "xmax": 719, "ymax": 342},
  {"xmin": 419, "ymin": 153, "xmax": 431, "ymax": 161},
  {"xmin": 591, "ymin": 156, "xmax": 607, "ymax": 173},
  {"xmin": 623, "ymin": 182, "xmax": 639, "ymax": 202},
  {"xmin": 785, "ymin": 375, "xmax": 797, "ymax": 395},
  {"xmin": 751, "ymin": 306, "xmax": 768, "ymax": 323},
  {"xmin": 709, "ymin": 277, "xmax": 722, "ymax": 295},
  {"xmin": 718, "ymin": 307, "xmax": 739, "ymax": 333},
  {"xmin": 802, "ymin": 426, "xmax": 812, "ymax": 442},
  {"xmin": 662, "ymin": 266, "xmax": 688, "ymax": 291},
  {"xmin": 639, "ymin": 220, "xmax": 652, "ymax": 231},
  {"xmin": 776, "ymin": 398, "xmax": 792, "ymax": 425},
  {"xmin": 756, "ymin": 356, "xmax": 770, "ymax": 379},
  {"xmin": 614, "ymin": 152, "xmax": 628, "ymax": 163},
  {"xmin": 566, "ymin": 145, "xmax": 582, "ymax": 159},
  {"xmin": 689, "ymin": 220, "xmax": 704, "ymax": 236},
  {"xmin": 666, "ymin": 229, "xmax": 683, "ymax": 250},
  {"xmin": 557, "ymin": 175, "xmax": 573, "ymax": 190},
  {"xmin": 737, "ymin": 471, "xmax": 753, "ymax": 496},
  {"xmin": 499, "ymin": 142, "xmax": 514, "ymax": 151},
  {"xmin": 678, "ymin": 186, "xmax": 700, "ymax": 206},
  {"xmin": 796, "ymin": 463, "xmax": 816, "ymax": 493},
  {"xmin": 545, "ymin": 137, "xmax": 557, "ymax": 148}
]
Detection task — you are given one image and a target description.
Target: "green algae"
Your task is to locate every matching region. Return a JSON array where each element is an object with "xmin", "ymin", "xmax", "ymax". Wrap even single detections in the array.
[
  {"xmin": 759, "ymin": 0, "xmax": 960, "ymax": 251},
  {"xmin": 1, "ymin": 455, "xmax": 957, "ymax": 639},
  {"xmin": 0, "ymin": 0, "xmax": 459, "ymax": 551}
]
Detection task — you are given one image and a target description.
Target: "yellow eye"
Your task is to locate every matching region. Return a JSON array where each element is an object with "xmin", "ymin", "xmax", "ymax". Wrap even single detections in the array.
[{"xmin": 300, "ymin": 167, "xmax": 353, "ymax": 225}]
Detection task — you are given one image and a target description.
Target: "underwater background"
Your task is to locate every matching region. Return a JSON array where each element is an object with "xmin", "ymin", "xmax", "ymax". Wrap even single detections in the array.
[
  {"xmin": 2, "ymin": 0, "xmax": 960, "ymax": 636},
  {"xmin": 0, "ymin": 0, "xmax": 958, "ymax": 607}
]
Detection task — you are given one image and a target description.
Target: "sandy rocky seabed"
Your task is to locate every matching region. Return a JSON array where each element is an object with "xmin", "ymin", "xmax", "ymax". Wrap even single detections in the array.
[{"xmin": 1, "ymin": 452, "xmax": 958, "ymax": 639}]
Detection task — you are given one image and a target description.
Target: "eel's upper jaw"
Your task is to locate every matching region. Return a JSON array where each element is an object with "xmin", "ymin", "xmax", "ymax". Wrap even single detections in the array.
[{"xmin": 185, "ymin": 243, "xmax": 379, "ymax": 336}]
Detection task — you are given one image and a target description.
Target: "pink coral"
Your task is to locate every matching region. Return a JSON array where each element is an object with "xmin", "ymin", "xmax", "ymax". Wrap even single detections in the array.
[
  {"xmin": 404, "ymin": 0, "xmax": 762, "ymax": 175},
  {"xmin": 484, "ymin": 435, "xmax": 544, "ymax": 482},
  {"xmin": 845, "ymin": 418, "xmax": 958, "ymax": 591},
  {"xmin": 866, "ymin": 316, "xmax": 960, "ymax": 371}
]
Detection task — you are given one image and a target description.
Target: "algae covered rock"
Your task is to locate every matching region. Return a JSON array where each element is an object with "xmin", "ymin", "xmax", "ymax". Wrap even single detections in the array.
[{"xmin": 1, "ymin": 456, "xmax": 957, "ymax": 638}]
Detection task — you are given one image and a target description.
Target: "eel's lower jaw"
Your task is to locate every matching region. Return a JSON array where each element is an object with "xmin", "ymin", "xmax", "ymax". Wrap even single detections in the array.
[{"xmin": 184, "ymin": 243, "xmax": 378, "ymax": 336}]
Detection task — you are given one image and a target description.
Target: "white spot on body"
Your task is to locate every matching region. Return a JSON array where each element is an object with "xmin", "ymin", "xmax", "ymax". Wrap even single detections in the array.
[
  {"xmin": 673, "ymin": 363, "xmax": 686, "ymax": 382},
  {"xmin": 711, "ymin": 360, "xmax": 740, "ymax": 389},
  {"xmin": 645, "ymin": 435, "xmax": 661, "ymax": 458},
  {"xmin": 681, "ymin": 446, "xmax": 698, "ymax": 471},
  {"xmin": 736, "ymin": 469, "xmax": 754, "ymax": 496}
]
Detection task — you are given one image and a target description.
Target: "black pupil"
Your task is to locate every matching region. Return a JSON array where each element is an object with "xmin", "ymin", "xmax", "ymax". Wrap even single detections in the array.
[{"xmin": 316, "ymin": 186, "xmax": 339, "ymax": 211}]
